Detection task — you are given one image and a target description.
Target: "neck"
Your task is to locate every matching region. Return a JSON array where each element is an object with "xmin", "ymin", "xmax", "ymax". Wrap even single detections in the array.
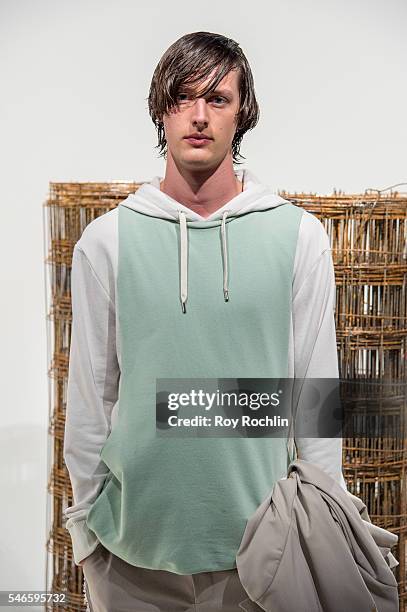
[{"xmin": 159, "ymin": 154, "xmax": 243, "ymax": 219}]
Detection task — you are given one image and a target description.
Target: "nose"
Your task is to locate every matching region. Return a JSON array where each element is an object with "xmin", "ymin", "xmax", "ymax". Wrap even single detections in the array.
[{"xmin": 191, "ymin": 97, "xmax": 209, "ymax": 129}]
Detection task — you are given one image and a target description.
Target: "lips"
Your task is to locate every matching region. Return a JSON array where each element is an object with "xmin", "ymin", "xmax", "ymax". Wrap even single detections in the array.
[
  {"xmin": 184, "ymin": 134, "xmax": 213, "ymax": 140},
  {"xmin": 185, "ymin": 138, "xmax": 212, "ymax": 147},
  {"xmin": 184, "ymin": 134, "xmax": 213, "ymax": 146}
]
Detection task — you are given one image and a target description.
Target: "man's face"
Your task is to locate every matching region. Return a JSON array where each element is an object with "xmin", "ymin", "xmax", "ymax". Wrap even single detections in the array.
[{"xmin": 162, "ymin": 68, "xmax": 240, "ymax": 171}]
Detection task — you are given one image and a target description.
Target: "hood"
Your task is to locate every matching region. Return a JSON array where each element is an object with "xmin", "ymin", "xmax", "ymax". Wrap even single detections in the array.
[{"xmin": 119, "ymin": 168, "xmax": 291, "ymax": 313}]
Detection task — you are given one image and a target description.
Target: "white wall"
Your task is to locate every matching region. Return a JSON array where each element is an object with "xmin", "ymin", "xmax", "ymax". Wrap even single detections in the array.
[{"xmin": 0, "ymin": 0, "xmax": 406, "ymax": 601}]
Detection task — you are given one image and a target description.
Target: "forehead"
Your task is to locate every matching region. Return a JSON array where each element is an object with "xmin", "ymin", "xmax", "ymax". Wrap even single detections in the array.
[{"xmin": 182, "ymin": 67, "xmax": 239, "ymax": 96}]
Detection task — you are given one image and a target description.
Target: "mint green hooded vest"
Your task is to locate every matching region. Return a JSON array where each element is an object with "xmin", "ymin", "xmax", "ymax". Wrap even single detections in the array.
[{"xmin": 86, "ymin": 198, "xmax": 303, "ymax": 574}]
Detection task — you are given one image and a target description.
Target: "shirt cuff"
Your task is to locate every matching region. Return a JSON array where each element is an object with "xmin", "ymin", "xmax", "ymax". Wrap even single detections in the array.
[{"xmin": 66, "ymin": 517, "xmax": 100, "ymax": 565}]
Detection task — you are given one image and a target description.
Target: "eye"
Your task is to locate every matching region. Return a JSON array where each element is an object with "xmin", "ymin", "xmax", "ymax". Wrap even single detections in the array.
[
  {"xmin": 176, "ymin": 93, "xmax": 191, "ymax": 103},
  {"xmin": 176, "ymin": 93, "xmax": 228, "ymax": 105},
  {"xmin": 211, "ymin": 96, "xmax": 227, "ymax": 105}
]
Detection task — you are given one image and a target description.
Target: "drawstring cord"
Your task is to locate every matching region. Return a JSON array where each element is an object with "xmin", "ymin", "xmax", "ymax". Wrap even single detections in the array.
[
  {"xmin": 179, "ymin": 211, "xmax": 188, "ymax": 313},
  {"xmin": 178, "ymin": 210, "xmax": 230, "ymax": 313},
  {"xmin": 221, "ymin": 211, "xmax": 229, "ymax": 302}
]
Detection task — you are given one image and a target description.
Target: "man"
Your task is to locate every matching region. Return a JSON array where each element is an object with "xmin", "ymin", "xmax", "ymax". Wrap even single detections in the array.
[{"xmin": 63, "ymin": 31, "xmax": 347, "ymax": 611}]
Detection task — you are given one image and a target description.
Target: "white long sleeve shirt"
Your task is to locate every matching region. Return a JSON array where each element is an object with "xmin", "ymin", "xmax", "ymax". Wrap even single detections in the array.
[{"xmin": 63, "ymin": 170, "xmax": 347, "ymax": 565}]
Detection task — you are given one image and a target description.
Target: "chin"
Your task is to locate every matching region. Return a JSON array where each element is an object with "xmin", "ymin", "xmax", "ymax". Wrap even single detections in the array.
[{"xmin": 178, "ymin": 152, "xmax": 214, "ymax": 165}]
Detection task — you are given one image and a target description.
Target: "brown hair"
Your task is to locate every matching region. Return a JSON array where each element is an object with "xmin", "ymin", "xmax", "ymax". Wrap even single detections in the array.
[{"xmin": 147, "ymin": 31, "xmax": 260, "ymax": 165}]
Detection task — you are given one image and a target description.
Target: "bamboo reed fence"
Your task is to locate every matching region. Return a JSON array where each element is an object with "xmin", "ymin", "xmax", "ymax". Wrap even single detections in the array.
[{"xmin": 44, "ymin": 182, "xmax": 407, "ymax": 611}]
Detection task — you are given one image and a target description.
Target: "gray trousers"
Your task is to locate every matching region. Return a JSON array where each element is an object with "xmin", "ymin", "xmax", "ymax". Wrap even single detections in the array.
[{"xmin": 82, "ymin": 543, "xmax": 262, "ymax": 612}]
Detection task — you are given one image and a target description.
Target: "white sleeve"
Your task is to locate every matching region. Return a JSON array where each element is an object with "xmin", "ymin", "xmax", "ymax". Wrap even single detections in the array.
[
  {"xmin": 292, "ymin": 227, "xmax": 348, "ymax": 491},
  {"xmin": 63, "ymin": 244, "xmax": 120, "ymax": 564}
]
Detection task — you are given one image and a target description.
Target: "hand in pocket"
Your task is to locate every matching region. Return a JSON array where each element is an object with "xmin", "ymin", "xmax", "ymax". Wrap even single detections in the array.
[{"xmin": 79, "ymin": 543, "xmax": 101, "ymax": 567}]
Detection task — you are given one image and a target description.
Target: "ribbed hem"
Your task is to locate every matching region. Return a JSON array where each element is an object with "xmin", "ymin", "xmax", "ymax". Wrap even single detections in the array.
[{"xmin": 66, "ymin": 517, "xmax": 100, "ymax": 565}]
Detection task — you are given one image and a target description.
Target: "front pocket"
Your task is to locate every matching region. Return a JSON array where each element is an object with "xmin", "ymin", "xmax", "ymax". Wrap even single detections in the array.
[{"xmin": 83, "ymin": 542, "xmax": 102, "ymax": 568}]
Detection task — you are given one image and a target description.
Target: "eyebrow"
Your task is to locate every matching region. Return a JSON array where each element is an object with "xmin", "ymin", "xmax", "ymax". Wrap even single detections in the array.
[
  {"xmin": 210, "ymin": 89, "xmax": 233, "ymax": 96},
  {"xmin": 183, "ymin": 86, "xmax": 233, "ymax": 97}
]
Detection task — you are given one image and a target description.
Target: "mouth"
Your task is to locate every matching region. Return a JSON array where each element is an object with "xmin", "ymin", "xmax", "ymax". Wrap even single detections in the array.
[{"xmin": 184, "ymin": 136, "xmax": 213, "ymax": 146}]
